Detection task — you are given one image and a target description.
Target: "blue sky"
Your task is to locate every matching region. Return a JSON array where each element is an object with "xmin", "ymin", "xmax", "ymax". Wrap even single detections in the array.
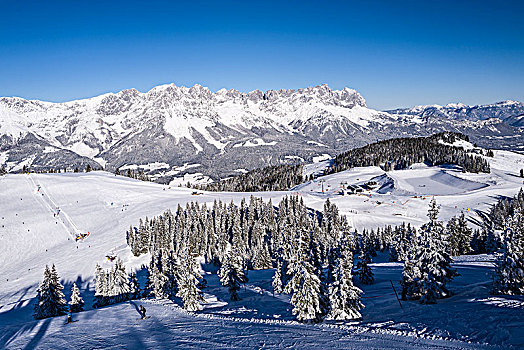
[{"xmin": 0, "ymin": 0, "xmax": 522, "ymax": 110}]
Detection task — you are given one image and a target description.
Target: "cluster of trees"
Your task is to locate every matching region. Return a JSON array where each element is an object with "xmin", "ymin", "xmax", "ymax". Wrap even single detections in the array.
[
  {"xmin": 198, "ymin": 164, "xmax": 304, "ymax": 192},
  {"xmin": 127, "ymin": 196, "xmax": 364, "ymax": 322},
  {"xmin": 144, "ymin": 248, "xmax": 206, "ymax": 311},
  {"xmin": 482, "ymin": 188, "xmax": 524, "ymax": 295},
  {"xmin": 93, "ymin": 258, "xmax": 140, "ymax": 308},
  {"xmin": 488, "ymin": 188, "xmax": 524, "ymax": 232},
  {"xmin": 18, "ymin": 165, "xmax": 103, "ymax": 174},
  {"xmin": 115, "ymin": 168, "xmax": 151, "ymax": 182},
  {"xmin": 325, "ymin": 132, "xmax": 490, "ymax": 175},
  {"xmin": 491, "ymin": 209, "xmax": 524, "ymax": 295},
  {"xmin": 33, "ymin": 265, "xmax": 84, "ymax": 319}
]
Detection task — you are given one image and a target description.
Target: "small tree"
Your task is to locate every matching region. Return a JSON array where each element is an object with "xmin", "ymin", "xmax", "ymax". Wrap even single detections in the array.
[
  {"xmin": 356, "ymin": 248, "xmax": 374, "ymax": 285},
  {"xmin": 34, "ymin": 265, "xmax": 68, "ymax": 319},
  {"xmin": 218, "ymin": 243, "xmax": 247, "ymax": 301},
  {"xmin": 129, "ymin": 272, "xmax": 141, "ymax": 300},
  {"xmin": 69, "ymin": 282, "xmax": 84, "ymax": 312},
  {"xmin": 326, "ymin": 244, "xmax": 363, "ymax": 320},
  {"xmin": 177, "ymin": 252, "xmax": 205, "ymax": 311},
  {"xmin": 447, "ymin": 212, "xmax": 472, "ymax": 256},
  {"xmin": 111, "ymin": 258, "xmax": 131, "ymax": 303},
  {"xmin": 284, "ymin": 228, "xmax": 323, "ymax": 323},
  {"xmin": 93, "ymin": 264, "xmax": 108, "ymax": 308},
  {"xmin": 492, "ymin": 212, "xmax": 524, "ymax": 295},
  {"xmin": 272, "ymin": 260, "xmax": 283, "ymax": 294}
]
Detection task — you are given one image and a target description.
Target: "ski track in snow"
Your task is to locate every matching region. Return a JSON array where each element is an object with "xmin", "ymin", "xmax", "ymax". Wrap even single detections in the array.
[{"xmin": 25, "ymin": 173, "xmax": 80, "ymax": 239}]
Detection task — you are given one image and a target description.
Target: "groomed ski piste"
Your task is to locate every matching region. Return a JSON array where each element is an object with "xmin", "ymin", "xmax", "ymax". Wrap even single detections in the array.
[{"xmin": 1, "ymin": 148, "xmax": 524, "ymax": 349}]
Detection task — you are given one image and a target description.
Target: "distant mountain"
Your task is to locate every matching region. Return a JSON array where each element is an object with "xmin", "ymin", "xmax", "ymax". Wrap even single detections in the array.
[
  {"xmin": 387, "ymin": 100, "xmax": 524, "ymax": 126},
  {"xmin": 1, "ymin": 84, "xmax": 523, "ymax": 183}
]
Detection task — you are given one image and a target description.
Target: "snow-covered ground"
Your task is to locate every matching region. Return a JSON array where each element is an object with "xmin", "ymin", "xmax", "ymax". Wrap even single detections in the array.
[{"xmin": 1, "ymin": 150, "xmax": 524, "ymax": 348}]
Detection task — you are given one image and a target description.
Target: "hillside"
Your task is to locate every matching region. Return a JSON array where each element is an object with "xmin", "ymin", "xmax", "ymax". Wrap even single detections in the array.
[{"xmin": 1, "ymin": 148, "xmax": 524, "ymax": 348}]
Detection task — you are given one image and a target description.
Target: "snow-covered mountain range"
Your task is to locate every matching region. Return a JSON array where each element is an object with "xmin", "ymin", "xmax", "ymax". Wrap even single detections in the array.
[{"xmin": 1, "ymin": 84, "xmax": 523, "ymax": 182}]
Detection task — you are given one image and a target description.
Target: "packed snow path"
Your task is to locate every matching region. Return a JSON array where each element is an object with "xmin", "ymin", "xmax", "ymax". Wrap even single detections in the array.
[
  {"xmin": 0, "ymin": 299, "xmax": 490, "ymax": 349},
  {"xmin": 25, "ymin": 173, "xmax": 81, "ymax": 240}
]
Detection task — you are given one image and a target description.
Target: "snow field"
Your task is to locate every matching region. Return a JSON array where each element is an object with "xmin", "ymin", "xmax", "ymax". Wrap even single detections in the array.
[{"xmin": 1, "ymin": 149, "xmax": 524, "ymax": 348}]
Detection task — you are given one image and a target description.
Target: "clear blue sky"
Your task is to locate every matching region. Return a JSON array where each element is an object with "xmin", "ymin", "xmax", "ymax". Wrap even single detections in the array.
[{"xmin": 0, "ymin": 0, "xmax": 522, "ymax": 110}]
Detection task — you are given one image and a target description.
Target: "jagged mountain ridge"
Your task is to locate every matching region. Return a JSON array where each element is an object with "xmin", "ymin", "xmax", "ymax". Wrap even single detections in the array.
[{"xmin": 0, "ymin": 84, "xmax": 523, "ymax": 182}]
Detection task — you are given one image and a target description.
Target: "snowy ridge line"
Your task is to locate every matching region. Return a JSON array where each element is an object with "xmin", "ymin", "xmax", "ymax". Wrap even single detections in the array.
[
  {"xmin": 26, "ymin": 174, "xmax": 80, "ymax": 239},
  {"xmin": 143, "ymin": 299, "xmax": 487, "ymax": 347}
]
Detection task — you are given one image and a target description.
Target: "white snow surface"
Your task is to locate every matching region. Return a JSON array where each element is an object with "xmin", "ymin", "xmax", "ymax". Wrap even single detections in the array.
[{"xmin": 1, "ymin": 149, "xmax": 524, "ymax": 348}]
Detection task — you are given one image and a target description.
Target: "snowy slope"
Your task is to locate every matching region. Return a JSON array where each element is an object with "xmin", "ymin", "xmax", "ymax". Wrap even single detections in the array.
[{"xmin": 1, "ymin": 150, "xmax": 524, "ymax": 348}]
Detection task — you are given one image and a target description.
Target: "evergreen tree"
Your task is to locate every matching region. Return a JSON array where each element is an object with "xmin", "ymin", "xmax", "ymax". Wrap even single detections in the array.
[
  {"xmin": 326, "ymin": 242, "xmax": 363, "ymax": 320},
  {"xmin": 111, "ymin": 258, "xmax": 131, "ymax": 303},
  {"xmin": 447, "ymin": 212, "xmax": 473, "ymax": 256},
  {"xmin": 94, "ymin": 264, "xmax": 108, "ymax": 308},
  {"xmin": 284, "ymin": 227, "xmax": 323, "ymax": 323},
  {"xmin": 218, "ymin": 243, "xmax": 248, "ymax": 301},
  {"xmin": 34, "ymin": 265, "xmax": 68, "ymax": 319},
  {"xmin": 355, "ymin": 248, "xmax": 374, "ymax": 285},
  {"xmin": 272, "ymin": 260, "xmax": 283, "ymax": 294},
  {"xmin": 69, "ymin": 282, "xmax": 84, "ymax": 313},
  {"xmin": 491, "ymin": 212, "xmax": 524, "ymax": 295},
  {"xmin": 407, "ymin": 199, "xmax": 457, "ymax": 303},
  {"xmin": 177, "ymin": 252, "xmax": 205, "ymax": 311},
  {"xmin": 129, "ymin": 272, "xmax": 141, "ymax": 300}
]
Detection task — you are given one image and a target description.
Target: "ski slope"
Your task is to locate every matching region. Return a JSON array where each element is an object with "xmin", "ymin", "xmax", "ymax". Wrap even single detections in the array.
[{"xmin": 1, "ymin": 150, "xmax": 524, "ymax": 348}]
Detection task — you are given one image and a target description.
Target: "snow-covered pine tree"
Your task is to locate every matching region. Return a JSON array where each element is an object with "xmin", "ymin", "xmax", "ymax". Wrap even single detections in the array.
[
  {"xmin": 161, "ymin": 250, "xmax": 180, "ymax": 298},
  {"xmin": 129, "ymin": 272, "xmax": 141, "ymax": 300},
  {"xmin": 272, "ymin": 260, "xmax": 283, "ymax": 294},
  {"xmin": 253, "ymin": 242, "xmax": 273, "ymax": 270},
  {"xmin": 356, "ymin": 248, "xmax": 374, "ymax": 285},
  {"xmin": 94, "ymin": 263, "xmax": 108, "ymax": 308},
  {"xmin": 284, "ymin": 227, "xmax": 323, "ymax": 323},
  {"xmin": 111, "ymin": 258, "xmax": 131, "ymax": 303},
  {"xmin": 218, "ymin": 243, "xmax": 248, "ymax": 301},
  {"xmin": 69, "ymin": 282, "xmax": 84, "ymax": 312},
  {"xmin": 326, "ymin": 240, "xmax": 363, "ymax": 320},
  {"xmin": 447, "ymin": 212, "xmax": 473, "ymax": 256},
  {"xmin": 34, "ymin": 265, "xmax": 68, "ymax": 319},
  {"xmin": 142, "ymin": 267, "xmax": 152, "ymax": 298},
  {"xmin": 416, "ymin": 198, "xmax": 457, "ymax": 303},
  {"xmin": 470, "ymin": 228, "xmax": 486, "ymax": 254},
  {"xmin": 491, "ymin": 211, "xmax": 524, "ymax": 295},
  {"xmin": 176, "ymin": 251, "xmax": 205, "ymax": 311},
  {"xmin": 419, "ymin": 271, "xmax": 439, "ymax": 304}
]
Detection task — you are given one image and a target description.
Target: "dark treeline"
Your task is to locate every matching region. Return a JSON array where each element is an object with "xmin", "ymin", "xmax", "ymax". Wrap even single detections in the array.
[
  {"xmin": 326, "ymin": 132, "xmax": 490, "ymax": 175},
  {"xmin": 114, "ymin": 167, "xmax": 151, "ymax": 182},
  {"xmin": 18, "ymin": 164, "xmax": 103, "ymax": 174},
  {"xmin": 199, "ymin": 164, "xmax": 304, "ymax": 192}
]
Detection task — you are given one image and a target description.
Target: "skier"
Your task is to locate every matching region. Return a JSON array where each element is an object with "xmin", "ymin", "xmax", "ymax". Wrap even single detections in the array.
[
  {"xmin": 66, "ymin": 306, "xmax": 73, "ymax": 324},
  {"xmin": 139, "ymin": 305, "xmax": 147, "ymax": 319}
]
